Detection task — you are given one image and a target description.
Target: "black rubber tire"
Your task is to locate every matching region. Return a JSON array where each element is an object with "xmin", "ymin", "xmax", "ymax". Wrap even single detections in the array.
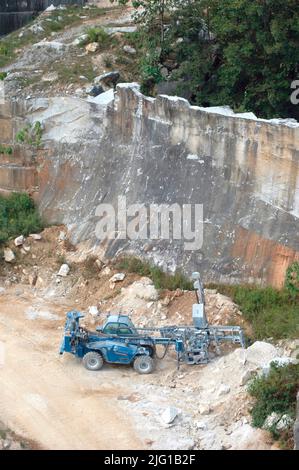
[
  {"xmin": 133, "ymin": 355, "xmax": 155, "ymax": 374},
  {"xmin": 82, "ymin": 352, "xmax": 104, "ymax": 371},
  {"xmin": 145, "ymin": 346, "xmax": 156, "ymax": 357}
]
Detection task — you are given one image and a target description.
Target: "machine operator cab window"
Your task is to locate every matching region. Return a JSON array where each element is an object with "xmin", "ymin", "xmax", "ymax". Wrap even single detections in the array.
[{"xmin": 102, "ymin": 322, "xmax": 135, "ymax": 336}]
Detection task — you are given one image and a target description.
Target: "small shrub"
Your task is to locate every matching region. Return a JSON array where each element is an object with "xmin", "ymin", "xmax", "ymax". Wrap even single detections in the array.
[
  {"xmin": 0, "ymin": 72, "xmax": 7, "ymax": 81},
  {"xmin": 248, "ymin": 362, "xmax": 299, "ymax": 448},
  {"xmin": 207, "ymin": 283, "xmax": 299, "ymax": 341},
  {"xmin": 0, "ymin": 145, "xmax": 13, "ymax": 155},
  {"xmin": 103, "ymin": 54, "xmax": 113, "ymax": 68},
  {"xmin": 0, "ymin": 192, "xmax": 44, "ymax": 245},
  {"xmin": 85, "ymin": 27, "xmax": 111, "ymax": 49},
  {"xmin": 16, "ymin": 121, "xmax": 43, "ymax": 147},
  {"xmin": 285, "ymin": 261, "xmax": 299, "ymax": 296}
]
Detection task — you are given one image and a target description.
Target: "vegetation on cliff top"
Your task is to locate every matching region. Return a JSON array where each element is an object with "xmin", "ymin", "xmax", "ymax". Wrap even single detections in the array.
[
  {"xmin": 0, "ymin": 4, "xmax": 117, "ymax": 68},
  {"xmin": 118, "ymin": 0, "xmax": 299, "ymax": 120}
]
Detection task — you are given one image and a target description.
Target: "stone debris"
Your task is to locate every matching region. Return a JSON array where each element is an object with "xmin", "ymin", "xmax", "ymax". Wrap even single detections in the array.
[
  {"xmin": 42, "ymin": 72, "xmax": 58, "ymax": 83},
  {"xmin": 58, "ymin": 231, "xmax": 67, "ymax": 241},
  {"xmin": 123, "ymin": 45, "xmax": 136, "ymax": 55},
  {"xmin": 33, "ymin": 41, "xmax": 65, "ymax": 52},
  {"xmin": 276, "ymin": 414, "xmax": 293, "ymax": 431},
  {"xmin": 101, "ymin": 266, "xmax": 111, "ymax": 276},
  {"xmin": 14, "ymin": 235, "xmax": 25, "ymax": 246},
  {"xmin": 205, "ymin": 291, "xmax": 242, "ymax": 324},
  {"xmin": 198, "ymin": 404, "xmax": 211, "ymax": 415},
  {"xmin": 45, "ymin": 4, "xmax": 56, "ymax": 12},
  {"xmin": 86, "ymin": 85, "xmax": 104, "ymax": 97},
  {"xmin": 29, "ymin": 272, "xmax": 38, "ymax": 287},
  {"xmin": 94, "ymin": 71, "xmax": 120, "ymax": 89},
  {"xmin": 160, "ymin": 406, "xmax": 178, "ymax": 425},
  {"xmin": 240, "ymin": 369, "xmax": 253, "ymax": 386},
  {"xmin": 110, "ymin": 273, "xmax": 126, "ymax": 283},
  {"xmin": 4, "ymin": 248, "xmax": 15, "ymax": 263},
  {"xmin": 72, "ymin": 34, "xmax": 88, "ymax": 46},
  {"xmin": 263, "ymin": 412, "xmax": 281, "ymax": 429},
  {"xmin": 88, "ymin": 306, "xmax": 99, "ymax": 317},
  {"xmin": 218, "ymin": 384, "xmax": 231, "ymax": 396},
  {"xmin": 29, "ymin": 233, "xmax": 42, "ymax": 240},
  {"xmin": 57, "ymin": 264, "xmax": 70, "ymax": 277},
  {"xmin": 95, "ymin": 259, "xmax": 103, "ymax": 271},
  {"xmin": 85, "ymin": 42, "xmax": 99, "ymax": 53},
  {"xmin": 245, "ymin": 341, "xmax": 278, "ymax": 367}
]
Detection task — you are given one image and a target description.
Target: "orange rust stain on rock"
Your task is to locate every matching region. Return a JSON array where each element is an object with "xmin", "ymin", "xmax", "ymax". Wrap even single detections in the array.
[{"xmin": 232, "ymin": 226, "xmax": 299, "ymax": 288}]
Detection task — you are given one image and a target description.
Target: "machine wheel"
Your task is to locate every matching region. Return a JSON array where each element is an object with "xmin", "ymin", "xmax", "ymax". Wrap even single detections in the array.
[
  {"xmin": 83, "ymin": 352, "xmax": 104, "ymax": 371},
  {"xmin": 144, "ymin": 346, "xmax": 156, "ymax": 357},
  {"xmin": 133, "ymin": 355, "xmax": 155, "ymax": 374}
]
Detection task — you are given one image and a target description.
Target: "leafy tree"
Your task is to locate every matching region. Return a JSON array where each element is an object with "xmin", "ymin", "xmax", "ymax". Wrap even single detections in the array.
[
  {"xmin": 207, "ymin": 0, "xmax": 299, "ymax": 118},
  {"xmin": 113, "ymin": 0, "xmax": 299, "ymax": 119},
  {"xmin": 112, "ymin": 0, "xmax": 176, "ymax": 48}
]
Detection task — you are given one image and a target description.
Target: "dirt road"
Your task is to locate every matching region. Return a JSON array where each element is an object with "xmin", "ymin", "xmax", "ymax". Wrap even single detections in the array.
[{"xmin": 0, "ymin": 289, "xmax": 143, "ymax": 450}]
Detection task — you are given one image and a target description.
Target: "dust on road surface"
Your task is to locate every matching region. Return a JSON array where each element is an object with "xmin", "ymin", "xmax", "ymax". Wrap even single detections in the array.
[{"xmin": 0, "ymin": 289, "xmax": 143, "ymax": 450}]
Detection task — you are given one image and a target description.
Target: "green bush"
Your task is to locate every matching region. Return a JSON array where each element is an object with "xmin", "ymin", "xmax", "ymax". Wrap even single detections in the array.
[
  {"xmin": 84, "ymin": 27, "xmax": 111, "ymax": 48},
  {"xmin": 207, "ymin": 283, "xmax": 299, "ymax": 341},
  {"xmin": 285, "ymin": 261, "xmax": 299, "ymax": 297},
  {"xmin": 0, "ymin": 192, "xmax": 44, "ymax": 244},
  {"xmin": 115, "ymin": 256, "xmax": 193, "ymax": 290},
  {"xmin": 16, "ymin": 121, "xmax": 43, "ymax": 147},
  {"xmin": 0, "ymin": 145, "xmax": 13, "ymax": 155},
  {"xmin": 248, "ymin": 362, "xmax": 299, "ymax": 446}
]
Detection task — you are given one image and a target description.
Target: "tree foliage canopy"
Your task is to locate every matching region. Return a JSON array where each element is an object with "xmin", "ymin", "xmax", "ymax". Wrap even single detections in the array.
[{"xmin": 121, "ymin": 0, "xmax": 299, "ymax": 119}]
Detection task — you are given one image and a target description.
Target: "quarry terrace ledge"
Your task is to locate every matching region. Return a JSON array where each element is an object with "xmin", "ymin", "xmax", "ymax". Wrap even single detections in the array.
[
  {"xmin": 0, "ymin": 0, "xmax": 87, "ymax": 35},
  {"xmin": 0, "ymin": 83, "xmax": 299, "ymax": 287}
]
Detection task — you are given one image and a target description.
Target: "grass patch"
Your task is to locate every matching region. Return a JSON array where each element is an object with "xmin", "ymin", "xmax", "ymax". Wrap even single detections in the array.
[
  {"xmin": 56, "ymin": 62, "xmax": 96, "ymax": 84},
  {"xmin": 248, "ymin": 362, "xmax": 299, "ymax": 448},
  {"xmin": 0, "ymin": 192, "xmax": 44, "ymax": 244},
  {"xmin": 82, "ymin": 26, "xmax": 115, "ymax": 50},
  {"xmin": 0, "ymin": 5, "xmax": 119, "ymax": 69},
  {"xmin": 115, "ymin": 256, "xmax": 193, "ymax": 291},
  {"xmin": 0, "ymin": 145, "xmax": 13, "ymax": 155},
  {"xmin": 207, "ymin": 283, "xmax": 299, "ymax": 341}
]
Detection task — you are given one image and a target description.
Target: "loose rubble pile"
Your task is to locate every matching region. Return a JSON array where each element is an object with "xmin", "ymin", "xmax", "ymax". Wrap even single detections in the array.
[{"xmin": 119, "ymin": 340, "xmax": 297, "ymax": 450}]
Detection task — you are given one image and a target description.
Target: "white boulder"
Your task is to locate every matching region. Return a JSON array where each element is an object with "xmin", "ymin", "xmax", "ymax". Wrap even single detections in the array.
[
  {"xmin": 4, "ymin": 248, "xmax": 15, "ymax": 263},
  {"xmin": 14, "ymin": 235, "xmax": 25, "ymax": 246},
  {"xmin": 57, "ymin": 264, "xmax": 70, "ymax": 277}
]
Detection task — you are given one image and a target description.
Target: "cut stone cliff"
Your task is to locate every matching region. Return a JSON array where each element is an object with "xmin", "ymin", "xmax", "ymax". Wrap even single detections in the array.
[{"xmin": 1, "ymin": 84, "xmax": 299, "ymax": 287}]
